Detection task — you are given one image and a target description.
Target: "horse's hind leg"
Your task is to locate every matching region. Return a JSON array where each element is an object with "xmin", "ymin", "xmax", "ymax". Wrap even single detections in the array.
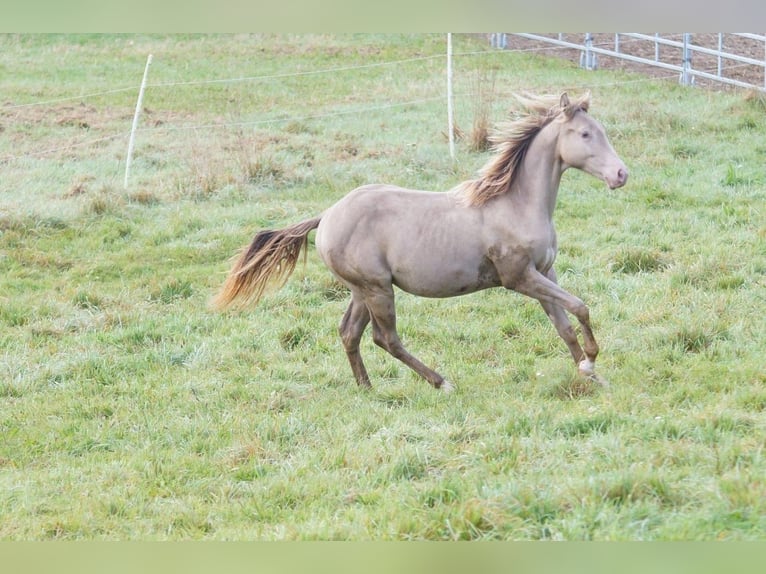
[
  {"xmin": 363, "ymin": 287, "xmax": 454, "ymax": 393},
  {"xmin": 339, "ymin": 292, "xmax": 371, "ymax": 388}
]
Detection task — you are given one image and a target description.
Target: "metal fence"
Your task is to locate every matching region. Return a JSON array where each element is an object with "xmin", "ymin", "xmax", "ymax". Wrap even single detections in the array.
[{"xmin": 491, "ymin": 33, "xmax": 766, "ymax": 91}]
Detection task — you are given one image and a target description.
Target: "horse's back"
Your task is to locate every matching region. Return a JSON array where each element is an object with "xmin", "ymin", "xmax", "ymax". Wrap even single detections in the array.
[{"xmin": 317, "ymin": 183, "xmax": 446, "ymax": 243}]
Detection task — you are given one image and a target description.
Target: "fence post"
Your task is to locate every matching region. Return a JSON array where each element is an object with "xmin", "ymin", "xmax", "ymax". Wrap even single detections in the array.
[
  {"xmin": 717, "ymin": 33, "xmax": 724, "ymax": 78},
  {"xmin": 124, "ymin": 54, "xmax": 153, "ymax": 189},
  {"xmin": 654, "ymin": 33, "xmax": 660, "ymax": 62},
  {"xmin": 490, "ymin": 33, "xmax": 507, "ymax": 49},
  {"xmin": 680, "ymin": 33, "xmax": 693, "ymax": 86},
  {"xmin": 580, "ymin": 33, "xmax": 597, "ymax": 70},
  {"xmin": 447, "ymin": 33, "xmax": 455, "ymax": 161}
]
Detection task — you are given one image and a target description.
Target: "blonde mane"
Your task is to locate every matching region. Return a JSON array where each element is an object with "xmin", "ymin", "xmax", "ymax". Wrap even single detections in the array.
[{"xmin": 455, "ymin": 92, "xmax": 591, "ymax": 207}]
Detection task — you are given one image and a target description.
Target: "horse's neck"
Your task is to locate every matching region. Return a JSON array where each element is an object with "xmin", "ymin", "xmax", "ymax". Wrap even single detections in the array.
[{"xmin": 509, "ymin": 124, "xmax": 563, "ymax": 221}]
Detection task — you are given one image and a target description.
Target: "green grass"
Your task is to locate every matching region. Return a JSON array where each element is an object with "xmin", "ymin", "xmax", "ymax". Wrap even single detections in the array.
[{"xmin": 1, "ymin": 34, "xmax": 765, "ymax": 540}]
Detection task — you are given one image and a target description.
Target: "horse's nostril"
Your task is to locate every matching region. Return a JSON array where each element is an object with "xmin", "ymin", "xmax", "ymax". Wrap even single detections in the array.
[{"xmin": 618, "ymin": 168, "xmax": 628, "ymax": 183}]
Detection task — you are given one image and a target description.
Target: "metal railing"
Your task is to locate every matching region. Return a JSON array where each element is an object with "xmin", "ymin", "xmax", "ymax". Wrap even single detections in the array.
[{"xmin": 492, "ymin": 33, "xmax": 766, "ymax": 91}]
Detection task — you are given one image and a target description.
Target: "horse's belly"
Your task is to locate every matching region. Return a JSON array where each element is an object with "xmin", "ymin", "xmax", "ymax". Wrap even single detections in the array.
[
  {"xmin": 392, "ymin": 256, "xmax": 500, "ymax": 298},
  {"xmin": 537, "ymin": 247, "xmax": 557, "ymax": 273}
]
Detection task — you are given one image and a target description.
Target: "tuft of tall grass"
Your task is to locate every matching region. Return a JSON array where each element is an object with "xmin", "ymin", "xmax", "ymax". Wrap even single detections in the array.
[
  {"xmin": 150, "ymin": 280, "xmax": 194, "ymax": 304},
  {"xmin": 610, "ymin": 249, "xmax": 669, "ymax": 274},
  {"xmin": 468, "ymin": 67, "xmax": 498, "ymax": 152}
]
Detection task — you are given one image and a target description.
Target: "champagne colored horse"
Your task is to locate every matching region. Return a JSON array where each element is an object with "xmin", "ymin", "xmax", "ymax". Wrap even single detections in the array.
[{"xmin": 212, "ymin": 92, "xmax": 628, "ymax": 392}]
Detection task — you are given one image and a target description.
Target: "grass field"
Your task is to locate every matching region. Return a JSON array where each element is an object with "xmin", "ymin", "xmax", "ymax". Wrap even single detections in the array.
[{"xmin": 1, "ymin": 33, "xmax": 764, "ymax": 540}]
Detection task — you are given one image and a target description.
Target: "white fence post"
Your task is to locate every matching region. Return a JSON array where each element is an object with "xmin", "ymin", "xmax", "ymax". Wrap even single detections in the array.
[
  {"xmin": 447, "ymin": 33, "xmax": 455, "ymax": 161},
  {"xmin": 124, "ymin": 54, "xmax": 153, "ymax": 189}
]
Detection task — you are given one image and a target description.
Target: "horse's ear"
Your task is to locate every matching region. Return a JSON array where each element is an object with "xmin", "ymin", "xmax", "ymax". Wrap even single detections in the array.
[
  {"xmin": 560, "ymin": 92, "xmax": 577, "ymax": 118},
  {"xmin": 579, "ymin": 90, "xmax": 591, "ymax": 112}
]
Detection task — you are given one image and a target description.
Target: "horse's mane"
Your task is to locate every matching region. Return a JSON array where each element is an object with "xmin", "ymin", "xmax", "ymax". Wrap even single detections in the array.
[{"xmin": 454, "ymin": 92, "xmax": 591, "ymax": 207}]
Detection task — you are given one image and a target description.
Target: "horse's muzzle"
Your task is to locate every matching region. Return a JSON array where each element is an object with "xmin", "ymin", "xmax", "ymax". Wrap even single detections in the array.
[{"xmin": 607, "ymin": 167, "xmax": 629, "ymax": 189}]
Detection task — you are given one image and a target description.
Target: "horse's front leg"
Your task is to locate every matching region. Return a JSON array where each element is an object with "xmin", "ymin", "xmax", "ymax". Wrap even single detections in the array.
[
  {"xmin": 538, "ymin": 268, "xmax": 587, "ymax": 367},
  {"xmin": 505, "ymin": 264, "xmax": 600, "ymax": 378}
]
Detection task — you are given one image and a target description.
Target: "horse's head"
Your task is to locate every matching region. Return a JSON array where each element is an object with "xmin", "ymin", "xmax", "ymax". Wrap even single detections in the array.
[{"xmin": 556, "ymin": 92, "xmax": 628, "ymax": 190}]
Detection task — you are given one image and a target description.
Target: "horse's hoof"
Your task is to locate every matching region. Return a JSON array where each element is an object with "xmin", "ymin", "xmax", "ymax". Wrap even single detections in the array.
[
  {"xmin": 440, "ymin": 380, "xmax": 456, "ymax": 394},
  {"xmin": 582, "ymin": 371, "xmax": 610, "ymax": 389}
]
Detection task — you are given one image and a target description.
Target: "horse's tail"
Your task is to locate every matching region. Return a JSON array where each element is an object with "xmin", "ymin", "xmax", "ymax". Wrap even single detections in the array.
[{"xmin": 210, "ymin": 216, "xmax": 322, "ymax": 310}]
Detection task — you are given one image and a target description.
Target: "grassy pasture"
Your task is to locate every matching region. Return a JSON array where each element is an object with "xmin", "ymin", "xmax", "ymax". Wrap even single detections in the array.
[{"xmin": 0, "ymin": 33, "xmax": 764, "ymax": 540}]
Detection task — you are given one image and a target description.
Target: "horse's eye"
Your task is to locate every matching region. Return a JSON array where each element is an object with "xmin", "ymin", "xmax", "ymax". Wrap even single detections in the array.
[{"xmin": 581, "ymin": 131, "xmax": 590, "ymax": 139}]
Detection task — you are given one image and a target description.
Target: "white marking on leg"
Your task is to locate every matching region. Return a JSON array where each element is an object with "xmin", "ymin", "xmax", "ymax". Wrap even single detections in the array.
[
  {"xmin": 440, "ymin": 380, "xmax": 455, "ymax": 394},
  {"xmin": 578, "ymin": 358, "xmax": 595, "ymax": 375}
]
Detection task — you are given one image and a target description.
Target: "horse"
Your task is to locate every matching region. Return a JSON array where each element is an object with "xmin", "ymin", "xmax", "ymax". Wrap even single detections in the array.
[{"xmin": 212, "ymin": 92, "xmax": 628, "ymax": 393}]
